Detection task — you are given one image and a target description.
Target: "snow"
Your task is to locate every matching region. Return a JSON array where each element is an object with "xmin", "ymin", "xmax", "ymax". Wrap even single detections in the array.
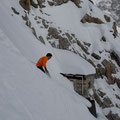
[
  {"xmin": 117, "ymin": 26, "xmax": 120, "ymax": 33},
  {"xmin": 53, "ymin": 49, "xmax": 95, "ymax": 75},
  {"xmin": 0, "ymin": 0, "xmax": 120, "ymax": 120},
  {"xmin": 0, "ymin": 0, "xmax": 98, "ymax": 120},
  {"xmin": 0, "ymin": 16, "xmax": 96, "ymax": 120},
  {"xmin": 94, "ymin": 77, "xmax": 120, "ymax": 116},
  {"xmin": 92, "ymin": 0, "xmax": 112, "ymax": 5}
]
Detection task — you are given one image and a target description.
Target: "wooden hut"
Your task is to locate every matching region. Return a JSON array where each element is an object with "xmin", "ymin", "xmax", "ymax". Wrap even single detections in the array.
[{"xmin": 61, "ymin": 73, "xmax": 96, "ymax": 97}]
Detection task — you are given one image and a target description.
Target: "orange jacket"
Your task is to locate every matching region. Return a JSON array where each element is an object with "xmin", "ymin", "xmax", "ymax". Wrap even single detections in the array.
[{"xmin": 36, "ymin": 56, "xmax": 48, "ymax": 68}]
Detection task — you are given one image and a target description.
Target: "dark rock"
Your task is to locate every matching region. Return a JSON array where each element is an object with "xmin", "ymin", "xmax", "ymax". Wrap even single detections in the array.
[
  {"xmin": 32, "ymin": 27, "xmax": 37, "ymax": 38},
  {"xmin": 96, "ymin": 0, "xmax": 120, "ymax": 27},
  {"xmin": 116, "ymin": 104, "xmax": 120, "ymax": 109},
  {"xmin": 34, "ymin": 16, "xmax": 38, "ymax": 20},
  {"xmin": 104, "ymin": 15, "xmax": 111, "ymax": 22},
  {"xmin": 50, "ymin": 41, "xmax": 57, "ymax": 48},
  {"xmin": 96, "ymin": 64, "xmax": 105, "ymax": 78},
  {"xmin": 98, "ymin": 89, "xmax": 106, "ymax": 98},
  {"xmin": 22, "ymin": 13, "xmax": 29, "ymax": 21},
  {"xmin": 112, "ymin": 22, "xmax": 118, "ymax": 38},
  {"xmin": 88, "ymin": 0, "xmax": 94, "ymax": 4},
  {"xmin": 49, "ymin": 0, "xmax": 82, "ymax": 8},
  {"xmin": 19, "ymin": 0, "xmax": 38, "ymax": 11},
  {"xmin": 87, "ymin": 59, "xmax": 96, "ymax": 67},
  {"xmin": 65, "ymin": 33, "xmax": 73, "ymax": 41},
  {"xmin": 48, "ymin": 27, "xmax": 60, "ymax": 39},
  {"xmin": 101, "ymin": 36, "xmax": 106, "ymax": 42},
  {"xmin": 11, "ymin": 7, "xmax": 20, "ymax": 15},
  {"xmin": 102, "ymin": 97, "xmax": 113, "ymax": 108},
  {"xmin": 94, "ymin": 92, "xmax": 113, "ymax": 109},
  {"xmin": 106, "ymin": 111, "xmax": 120, "ymax": 120},
  {"xmin": 116, "ymin": 95, "xmax": 120, "ymax": 100},
  {"xmin": 26, "ymin": 20, "xmax": 31, "ymax": 28},
  {"xmin": 81, "ymin": 14, "xmax": 104, "ymax": 24},
  {"xmin": 38, "ymin": 0, "xmax": 46, "ymax": 8},
  {"xmin": 110, "ymin": 51, "xmax": 120, "ymax": 67},
  {"xmin": 59, "ymin": 37, "xmax": 70, "ymax": 49},
  {"xmin": 19, "ymin": 0, "xmax": 30, "ymax": 11},
  {"xmin": 48, "ymin": 1, "xmax": 55, "ymax": 6},
  {"xmin": 102, "ymin": 59, "xmax": 116, "ymax": 84},
  {"xmin": 94, "ymin": 92, "xmax": 103, "ymax": 107},
  {"xmin": 87, "ymin": 98, "xmax": 97, "ymax": 118},
  {"xmin": 31, "ymin": 0, "xmax": 38, "ymax": 8},
  {"xmin": 77, "ymin": 40, "xmax": 90, "ymax": 55},
  {"xmin": 42, "ymin": 19, "xmax": 49, "ymax": 28},
  {"xmin": 48, "ymin": 27, "xmax": 71, "ymax": 49},
  {"xmin": 102, "ymin": 60, "xmax": 116, "ymax": 74},
  {"xmin": 71, "ymin": 33, "xmax": 75, "ymax": 38},
  {"xmin": 71, "ymin": 0, "xmax": 82, "ymax": 8},
  {"xmin": 83, "ymin": 42, "xmax": 91, "ymax": 47},
  {"xmin": 22, "ymin": 14, "xmax": 32, "ymax": 28},
  {"xmin": 115, "ymin": 78, "xmax": 120, "ymax": 88},
  {"xmin": 39, "ymin": 36, "xmax": 45, "ymax": 44},
  {"xmin": 91, "ymin": 53, "xmax": 101, "ymax": 60},
  {"xmin": 50, "ymin": 0, "xmax": 69, "ymax": 6},
  {"xmin": 37, "ymin": 21, "xmax": 41, "ymax": 24}
]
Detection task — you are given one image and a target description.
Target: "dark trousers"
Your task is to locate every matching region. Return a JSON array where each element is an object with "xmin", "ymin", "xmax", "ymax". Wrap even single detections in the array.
[{"xmin": 37, "ymin": 66, "xmax": 45, "ymax": 73}]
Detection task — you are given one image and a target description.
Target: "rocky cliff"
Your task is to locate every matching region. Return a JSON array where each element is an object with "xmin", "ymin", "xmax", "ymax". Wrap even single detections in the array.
[
  {"xmin": 17, "ymin": 0, "xmax": 120, "ymax": 119},
  {"xmin": 92, "ymin": 0, "xmax": 120, "ymax": 28}
]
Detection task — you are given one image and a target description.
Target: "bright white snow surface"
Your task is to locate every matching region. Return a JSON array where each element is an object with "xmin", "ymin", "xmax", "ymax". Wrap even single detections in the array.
[
  {"xmin": 0, "ymin": 0, "xmax": 116, "ymax": 119},
  {"xmin": 0, "ymin": 0, "xmax": 99, "ymax": 120},
  {"xmin": 53, "ymin": 49, "xmax": 95, "ymax": 74}
]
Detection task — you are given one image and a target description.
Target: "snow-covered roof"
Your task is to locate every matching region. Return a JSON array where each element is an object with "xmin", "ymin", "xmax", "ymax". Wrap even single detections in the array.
[{"xmin": 53, "ymin": 49, "xmax": 95, "ymax": 75}]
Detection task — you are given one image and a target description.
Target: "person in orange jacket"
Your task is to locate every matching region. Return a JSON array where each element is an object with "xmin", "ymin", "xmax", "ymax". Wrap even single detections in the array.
[{"xmin": 36, "ymin": 53, "xmax": 52, "ymax": 75}]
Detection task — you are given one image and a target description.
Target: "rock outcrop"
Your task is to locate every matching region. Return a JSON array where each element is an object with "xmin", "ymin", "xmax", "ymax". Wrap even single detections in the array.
[
  {"xmin": 38, "ymin": 0, "xmax": 46, "ymax": 8},
  {"xmin": 88, "ymin": 0, "xmax": 94, "ymax": 4},
  {"xmin": 94, "ymin": 90, "xmax": 113, "ymax": 109},
  {"xmin": 106, "ymin": 111, "xmax": 120, "ymax": 120},
  {"xmin": 104, "ymin": 15, "xmax": 111, "ymax": 22},
  {"xmin": 71, "ymin": 0, "xmax": 81, "ymax": 8},
  {"xmin": 47, "ymin": 27, "xmax": 71, "ymax": 49},
  {"xmin": 19, "ymin": 1, "xmax": 120, "ymax": 119},
  {"xmin": 115, "ymin": 78, "xmax": 120, "ymax": 89},
  {"xmin": 112, "ymin": 22, "xmax": 118, "ymax": 38},
  {"xmin": 48, "ymin": 0, "xmax": 81, "ymax": 7},
  {"xmin": 102, "ymin": 59, "xmax": 116, "ymax": 84},
  {"xmin": 93, "ymin": 0, "xmax": 120, "ymax": 27},
  {"xmin": 110, "ymin": 51, "xmax": 120, "ymax": 67},
  {"xmin": 19, "ymin": 0, "xmax": 38, "ymax": 11},
  {"xmin": 11, "ymin": 7, "xmax": 20, "ymax": 15},
  {"xmin": 101, "ymin": 36, "xmax": 106, "ymax": 42},
  {"xmin": 81, "ymin": 14, "xmax": 104, "ymax": 24},
  {"xmin": 91, "ymin": 53, "xmax": 101, "ymax": 60}
]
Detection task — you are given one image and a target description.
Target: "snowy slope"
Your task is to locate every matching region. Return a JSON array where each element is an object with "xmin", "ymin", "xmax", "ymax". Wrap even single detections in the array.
[
  {"xmin": 53, "ymin": 49, "xmax": 95, "ymax": 74},
  {"xmin": 92, "ymin": 0, "xmax": 120, "ymax": 30},
  {"xmin": 0, "ymin": 0, "xmax": 100, "ymax": 120},
  {"xmin": 0, "ymin": 30, "xmax": 94, "ymax": 120},
  {"xmin": 0, "ymin": 0, "xmax": 120, "ymax": 120},
  {"xmin": 23, "ymin": 0, "xmax": 120, "ymax": 57}
]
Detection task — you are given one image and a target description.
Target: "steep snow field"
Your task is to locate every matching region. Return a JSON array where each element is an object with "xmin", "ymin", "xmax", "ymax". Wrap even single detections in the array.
[
  {"xmin": 92, "ymin": 0, "xmax": 120, "ymax": 33},
  {"xmin": 0, "ymin": 0, "xmax": 120, "ymax": 120},
  {"xmin": 0, "ymin": 0, "xmax": 99, "ymax": 120},
  {"xmin": 94, "ymin": 78, "xmax": 120, "ymax": 117}
]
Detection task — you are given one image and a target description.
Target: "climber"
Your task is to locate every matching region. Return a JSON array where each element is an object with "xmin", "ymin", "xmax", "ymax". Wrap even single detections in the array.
[{"xmin": 36, "ymin": 53, "xmax": 52, "ymax": 76}]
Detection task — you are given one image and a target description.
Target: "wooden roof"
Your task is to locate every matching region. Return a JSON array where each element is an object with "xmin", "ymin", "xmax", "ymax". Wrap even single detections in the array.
[{"xmin": 61, "ymin": 73, "xmax": 86, "ymax": 80}]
